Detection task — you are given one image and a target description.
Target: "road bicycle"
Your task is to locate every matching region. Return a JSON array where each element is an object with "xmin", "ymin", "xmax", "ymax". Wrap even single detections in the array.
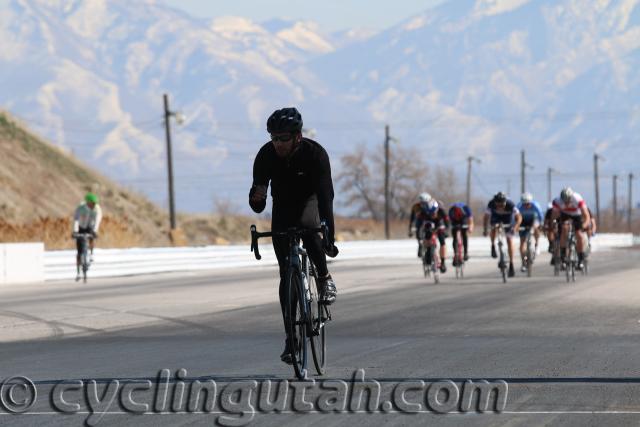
[
  {"xmin": 73, "ymin": 232, "xmax": 93, "ymax": 283},
  {"xmin": 451, "ymin": 224, "xmax": 468, "ymax": 279},
  {"xmin": 564, "ymin": 220, "xmax": 578, "ymax": 283},
  {"xmin": 419, "ymin": 221, "xmax": 441, "ymax": 284},
  {"xmin": 250, "ymin": 223, "xmax": 331, "ymax": 380},
  {"xmin": 492, "ymin": 223, "xmax": 508, "ymax": 283}
]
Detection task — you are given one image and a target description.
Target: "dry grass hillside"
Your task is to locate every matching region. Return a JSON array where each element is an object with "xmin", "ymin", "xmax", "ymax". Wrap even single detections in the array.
[
  {"xmin": 0, "ymin": 111, "xmax": 171, "ymax": 248},
  {"xmin": 0, "ymin": 112, "xmax": 283, "ymax": 249}
]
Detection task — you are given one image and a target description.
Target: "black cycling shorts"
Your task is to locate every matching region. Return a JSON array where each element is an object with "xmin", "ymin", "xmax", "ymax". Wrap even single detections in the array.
[
  {"xmin": 560, "ymin": 212, "xmax": 583, "ymax": 232},
  {"xmin": 75, "ymin": 227, "xmax": 94, "ymax": 253},
  {"xmin": 420, "ymin": 224, "xmax": 446, "ymax": 246}
]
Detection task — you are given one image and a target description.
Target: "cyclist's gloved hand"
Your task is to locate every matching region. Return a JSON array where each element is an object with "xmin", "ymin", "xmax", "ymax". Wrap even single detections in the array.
[
  {"xmin": 324, "ymin": 244, "xmax": 339, "ymax": 258},
  {"xmin": 71, "ymin": 232, "xmax": 76, "ymax": 240},
  {"xmin": 91, "ymin": 231, "xmax": 98, "ymax": 239}
]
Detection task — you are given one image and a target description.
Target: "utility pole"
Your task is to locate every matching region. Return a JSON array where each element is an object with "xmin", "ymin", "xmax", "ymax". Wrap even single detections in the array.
[
  {"xmin": 466, "ymin": 156, "xmax": 481, "ymax": 207},
  {"xmin": 594, "ymin": 153, "xmax": 604, "ymax": 229},
  {"xmin": 384, "ymin": 125, "xmax": 390, "ymax": 240},
  {"xmin": 612, "ymin": 174, "xmax": 618, "ymax": 224},
  {"xmin": 629, "ymin": 173, "xmax": 634, "ymax": 232},
  {"xmin": 163, "ymin": 94, "xmax": 176, "ymax": 230},
  {"xmin": 520, "ymin": 150, "xmax": 534, "ymax": 195},
  {"xmin": 383, "ymin": 125, "xmax": 399, "ymax": 240},
  {"xmin": 547, "ymin": 167, "xmax": 558, "ymax": 203},
  {"xmin": 163, "ymin": 93, "xmax": 184, "ymax": 231}
]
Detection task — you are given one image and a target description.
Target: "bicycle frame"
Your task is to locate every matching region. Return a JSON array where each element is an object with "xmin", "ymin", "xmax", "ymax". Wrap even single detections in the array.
[
  {"xmin": 73, "ymin": 232, "xmax": 93, "ymax": 283},
  {"xmin": 564, "ymin": 221, "xmax": 577, "ymax": 283},
  {"xmin": 250, "ymin": 223, "xmax": 330, "ymax": 379},
  {"xmin": 420, "ymin": 221, "xmax": 441, "ymax": 283}
]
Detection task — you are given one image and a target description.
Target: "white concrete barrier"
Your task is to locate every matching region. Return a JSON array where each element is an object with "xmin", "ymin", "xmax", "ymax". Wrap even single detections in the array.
[
  {"xmin": 42, "ymin": 233, "xmax": 634, "ymax": 281},
  {"xmin": 0, "ymin": 243, "xmax": 45, "ymax": 284}
]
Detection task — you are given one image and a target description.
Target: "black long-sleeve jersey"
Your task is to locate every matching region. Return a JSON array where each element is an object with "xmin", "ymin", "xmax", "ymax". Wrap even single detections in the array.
[{"xmin": 249, "ymin": 138, "xmax": 335, "ymax": 242}]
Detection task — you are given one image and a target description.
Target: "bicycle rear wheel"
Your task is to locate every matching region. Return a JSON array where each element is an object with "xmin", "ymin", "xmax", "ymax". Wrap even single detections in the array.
[
  {"xmin": 308, "ymin": 271, "xmax": 327, "ymax": 375},
  {"xmin": 285, "ymin": 267, "xmax": 308, "ymax": 380}
]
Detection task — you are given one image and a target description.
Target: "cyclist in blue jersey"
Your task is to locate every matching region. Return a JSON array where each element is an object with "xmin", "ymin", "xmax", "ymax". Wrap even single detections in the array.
[
  {"xmin": 448, "ymin": 202, "xmax": 474, "ymax": 264},
  {"xmin": 517, "ymin": 192, "xmax": 544, "ymax": 272}
]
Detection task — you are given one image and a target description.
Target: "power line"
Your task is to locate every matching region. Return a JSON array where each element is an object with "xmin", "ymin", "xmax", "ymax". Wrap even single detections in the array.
[{"xmin": 471, "ymin": 169, "xmax": 492, "ymax": 197}]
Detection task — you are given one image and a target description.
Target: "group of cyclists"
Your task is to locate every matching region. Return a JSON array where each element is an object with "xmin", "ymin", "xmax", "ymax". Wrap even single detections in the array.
[
  {"xmin": 408, "ymin": 187, "xmax": 596, "ymax": 278},
  {"xmin": 63, "ymin": 105, "xmax": 603, "ymax": 374}
]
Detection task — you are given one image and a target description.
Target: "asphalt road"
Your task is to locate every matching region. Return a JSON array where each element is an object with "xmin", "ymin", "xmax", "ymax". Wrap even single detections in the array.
[{"xmin": 1, "ymin": 248, "xmax": 640, "ymax": 426}]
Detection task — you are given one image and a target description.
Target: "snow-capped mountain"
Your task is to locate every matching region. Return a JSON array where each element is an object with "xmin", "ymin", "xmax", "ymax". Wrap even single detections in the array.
[{"xmin": 1, "ymin": 0, "xmax": 638, "ymax": 212}]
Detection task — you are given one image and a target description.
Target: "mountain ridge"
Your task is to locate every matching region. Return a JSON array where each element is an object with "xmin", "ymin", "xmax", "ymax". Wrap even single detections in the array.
[{"xmin": 1, "ymin": 0, "xmax": 638, "ymax": 212}]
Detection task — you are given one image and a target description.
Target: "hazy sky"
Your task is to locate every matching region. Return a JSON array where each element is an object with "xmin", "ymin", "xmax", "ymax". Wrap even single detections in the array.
[{"xmin": 162, "ymin": 0, "xmax": 445, "ymax": 31}]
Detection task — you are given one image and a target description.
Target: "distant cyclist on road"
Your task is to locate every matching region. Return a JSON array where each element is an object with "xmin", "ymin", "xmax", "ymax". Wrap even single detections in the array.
[
  {"xmin": 543, "ymin": 202, "xmax": 557, "ymax": 261},
  {"xmin": 72, "ymin": 193, "xmax": 102, "ymax": 281},
  {"xmin": 517, "ymin": 192, "xmax": 543, "ymax": 272},
  {"xmin": 551, "ymin": 187, "xmax": 591, "ymax": 270},
  {"xmin": 249, "ymin": 107, "xmax": 339, "ymax": 365},
  {"xmin": 409, "ymin": 193, "xmax": 432, "ymax": 257},
  {"xmin": 409, "ymin": 194, "xmax": 450, "ymax": 273},
  {"xmin": 483, "ymin": 192, "xmax": 522, "ymax": 277},
  {"xmin": 448, "ymin": 202, "xmax": 474, "ymax": 264}
]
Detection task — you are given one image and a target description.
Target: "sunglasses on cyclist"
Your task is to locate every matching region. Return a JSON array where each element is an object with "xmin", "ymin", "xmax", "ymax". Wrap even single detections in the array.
[{"xmin": 271, "ymin": 134, "xmax": 294, "ymax": 143}]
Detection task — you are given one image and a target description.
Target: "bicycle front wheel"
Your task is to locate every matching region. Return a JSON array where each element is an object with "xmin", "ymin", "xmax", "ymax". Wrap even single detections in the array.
[
  {"xmin": 81, "ymin": 252, "xmax": 89, "ymax": 283},
  {"xmin": 285, "ymin": 267, "xmax": 308, "ymax": 380},
  {"xmin": 308, "ymin": 272, "xmax": 327, "ymax": 375}
]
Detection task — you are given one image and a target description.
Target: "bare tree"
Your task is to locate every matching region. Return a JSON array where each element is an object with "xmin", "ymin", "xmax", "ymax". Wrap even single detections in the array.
[
  {"xmin": 336, "ymin": 145, "xmax": 382, "ymax": 219},
  {"xmin": 337, "ymin": 143, "xmax": 464, "ymax": 219}
]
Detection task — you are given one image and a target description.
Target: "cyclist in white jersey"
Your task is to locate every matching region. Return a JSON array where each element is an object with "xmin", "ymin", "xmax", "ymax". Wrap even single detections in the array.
[
  {"xmin": 72, "ymin": 193, "xmax": 103, "ymax": 280},
  {"xmin": 551, "ymin": 187, "xmax": 591, "ymax": 270}
]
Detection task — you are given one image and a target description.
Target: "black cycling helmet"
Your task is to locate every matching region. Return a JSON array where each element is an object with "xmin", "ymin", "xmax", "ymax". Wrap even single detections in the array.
[
  {"xmin": 493, "ymin": 191, "xmax": 507, "ymax": 203},
  {"xmin": 267, "ymin": 107, "xmax": 303, "ymax": 134}
]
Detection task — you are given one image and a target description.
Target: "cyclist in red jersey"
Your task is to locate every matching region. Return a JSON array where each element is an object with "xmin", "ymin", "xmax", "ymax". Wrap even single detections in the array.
[{"xmin": 551, "ymin": 187, "xmax": 591, "ymax": 270}]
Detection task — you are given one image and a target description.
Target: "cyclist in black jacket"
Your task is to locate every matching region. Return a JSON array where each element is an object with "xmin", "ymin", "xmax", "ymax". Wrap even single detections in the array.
[{"xmin": 249, "ymin": 107, "xmax": 339, "ymax": 365}]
